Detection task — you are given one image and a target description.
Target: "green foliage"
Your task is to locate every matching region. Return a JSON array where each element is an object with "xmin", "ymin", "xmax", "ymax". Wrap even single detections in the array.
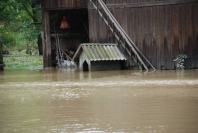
[
  {"xmin": 0, "ymin": 32, "xmax": 15, "ymax": 48},
  {"xmin": 4, "ymin": 51, "xmax": 43, "ymax": 70},
  {"xmin": 0, "ymin": 0, "xmax": 41, "ymax": 51}
]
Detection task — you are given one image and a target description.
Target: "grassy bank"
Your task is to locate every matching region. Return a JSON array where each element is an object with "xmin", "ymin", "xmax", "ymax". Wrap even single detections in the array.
[{"xmin": 3, "ymin": 51, "xmax": 43, "ymax": 70}]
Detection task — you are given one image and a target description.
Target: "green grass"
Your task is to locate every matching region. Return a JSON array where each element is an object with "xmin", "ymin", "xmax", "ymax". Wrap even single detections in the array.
[{"xmin": 4, "ymin": 51, "xmax": 43, "ymax": 70}]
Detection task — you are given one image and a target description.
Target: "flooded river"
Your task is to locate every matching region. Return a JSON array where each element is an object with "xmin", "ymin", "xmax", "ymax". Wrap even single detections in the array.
[{"xmin": 0, "ymin": 69, "xmax": 198, "ymax": 133}]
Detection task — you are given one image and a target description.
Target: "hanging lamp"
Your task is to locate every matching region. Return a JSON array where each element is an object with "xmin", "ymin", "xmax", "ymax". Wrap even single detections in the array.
[{"xmin": 60, "ymin": 16, "xmax": 69, "ymax": 30}]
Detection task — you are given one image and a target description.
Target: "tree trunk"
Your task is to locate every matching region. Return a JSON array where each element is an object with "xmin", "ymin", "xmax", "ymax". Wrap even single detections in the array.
[{"xmin": 0, "ymin": 44, "xmax": 4, "ymax": 71}]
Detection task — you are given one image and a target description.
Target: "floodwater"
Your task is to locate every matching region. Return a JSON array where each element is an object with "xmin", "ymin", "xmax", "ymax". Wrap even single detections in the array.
[{"xmin": 0, "ymin": 69, "xmax": 198, "ymax": 133}]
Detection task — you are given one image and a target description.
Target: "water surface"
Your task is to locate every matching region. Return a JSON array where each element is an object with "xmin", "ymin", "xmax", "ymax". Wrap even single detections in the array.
[{"xmin": 0, "ymin": 69, "xmax": 198, "ymax": 133}]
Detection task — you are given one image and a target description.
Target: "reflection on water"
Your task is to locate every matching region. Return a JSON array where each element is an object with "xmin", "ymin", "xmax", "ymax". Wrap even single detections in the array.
[{"xmin": 0, "ymin": 69, "xmax": 198, "ymax": 133}]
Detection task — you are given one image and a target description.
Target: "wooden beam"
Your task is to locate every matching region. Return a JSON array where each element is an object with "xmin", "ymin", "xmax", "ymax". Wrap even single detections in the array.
[
  {"xmin": 43, "ymin": 10, "xmax": 52, "ymax": 68},
  {"xmin": 89, "ymin": 0, "xmax": 198, "ymax": 9},
  {"xmin": 43, "ymin": 7, "xmax": 87, "ymax": 10}
]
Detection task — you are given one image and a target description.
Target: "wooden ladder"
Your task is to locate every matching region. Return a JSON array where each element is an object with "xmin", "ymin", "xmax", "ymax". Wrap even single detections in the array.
[{"xmin": 89, "ymin": 0, "xmax": 156, "ymax": 71}]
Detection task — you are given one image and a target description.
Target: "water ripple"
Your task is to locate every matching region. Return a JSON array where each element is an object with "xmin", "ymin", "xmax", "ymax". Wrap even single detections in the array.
[{"xmin": 0, "ymin": 79, "xmax": 198, "ymax": 88}]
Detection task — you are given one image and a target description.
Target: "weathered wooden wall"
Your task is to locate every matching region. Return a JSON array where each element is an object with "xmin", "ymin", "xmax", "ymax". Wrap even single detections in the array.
[
  {"xmin": 43, "ymin": 0, "xmax": 87, "ymax": 9},
  {"xmin": 88, "ymin": 0, "xmax": 198, "ymax": 69},
  {"xmin": 42, "ymin": 0, "xmax": 198, "ymax": 69}
]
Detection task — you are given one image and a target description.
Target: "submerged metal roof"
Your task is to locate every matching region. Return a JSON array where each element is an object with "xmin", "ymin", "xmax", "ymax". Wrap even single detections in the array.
[{"xmin": 72, "ymin": 43, "xmax": 126, "ymax": 61}]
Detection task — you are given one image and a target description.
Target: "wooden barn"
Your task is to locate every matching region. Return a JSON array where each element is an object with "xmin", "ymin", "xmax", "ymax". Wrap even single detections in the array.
[{"xmin": 34, "ymin": 0, "xmax": 198, "ymax": 70}]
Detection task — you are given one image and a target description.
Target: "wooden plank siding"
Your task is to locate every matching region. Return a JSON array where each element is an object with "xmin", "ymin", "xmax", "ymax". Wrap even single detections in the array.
[
  {"xmin": 41, "ymin": 0, "xmax": 198, "ymax": 69},
  {"xmin": 43, "ymin": 0, "xmax": 88, "ymax": 9},
  {"xmin": 88, "ymin": 0, "xmax": 198, "ymax": 69}
]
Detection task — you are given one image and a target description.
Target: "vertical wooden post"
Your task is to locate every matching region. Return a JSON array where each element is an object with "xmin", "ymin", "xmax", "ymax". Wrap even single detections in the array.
[
  {"xmin": 0, "ymin": 42, "xmax": 4, "ymax": 71},
  {"xmin": 43, "ymin": 9, "xmax": 52, "ymax": 68}
]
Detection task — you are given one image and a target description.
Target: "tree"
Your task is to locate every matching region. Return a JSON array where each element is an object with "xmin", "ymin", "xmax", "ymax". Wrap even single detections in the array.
[{"xmin": 0, "ymin": 0, "xmax": 41, "ymax": 51}]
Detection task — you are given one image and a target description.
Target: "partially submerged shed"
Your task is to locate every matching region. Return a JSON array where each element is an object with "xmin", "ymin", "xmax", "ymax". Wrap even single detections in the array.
[{"xmin": 73, "ymin": 43, "xmax": 126, "ymax": 71}]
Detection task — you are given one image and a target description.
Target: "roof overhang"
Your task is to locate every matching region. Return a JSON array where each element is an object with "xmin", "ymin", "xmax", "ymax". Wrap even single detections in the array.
[{"xmin": 73, "ymin": 43, "xmax": 127, "ymax": 62}]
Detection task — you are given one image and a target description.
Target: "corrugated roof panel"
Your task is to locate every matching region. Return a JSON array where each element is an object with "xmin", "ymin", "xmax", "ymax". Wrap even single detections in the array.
[
  {"xmin": 86, "ymin": 46, "xmax": 96, "ymax": 60},
  {"xmin": 95, "ymin": 45, "xmax": 103, "ymax": 60},
  {"xmin": 104, "ymin": 45, "xmax": 113, "ymax": 60},
  {"xmin": 98, "ymin": 45, "xmax": 108, "ymax": 60},
  {"xmin": 90, "ymin": 46, "xmax": 98, "ymax": 61},
  {"xmin": 108, "ymin": 46, "xmax": 117, "ymax": 60},
  {"xmin": 115, "ymin": 46, "xmax": 125, "ymax": 60},
  {"xmin": 82, "ymin": 45, "xmax": 92, "ymax": 60},
  {"xmin": 76, "ymin": 43, "xmax": 126, "ymax": 61},
  {"xmin": 109, "ymin": 45, "xmax": 118, "ymax": 60},
  {"xmin": 110, "ymin": 46, "xmax": 117, "ymax": 60},
  {"xmin": 102, "ymin": 46, "xmax": 111, "ymax": 60}
]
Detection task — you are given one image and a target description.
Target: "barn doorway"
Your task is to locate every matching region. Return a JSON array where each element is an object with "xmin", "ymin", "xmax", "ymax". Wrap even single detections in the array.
[
  {"xmin": 83, "ymin": 61, "xmax": 89, "ymax": 71},
  {"xmin": 49, "ymin": 9, "xmax": 89, "ymax": 66}
]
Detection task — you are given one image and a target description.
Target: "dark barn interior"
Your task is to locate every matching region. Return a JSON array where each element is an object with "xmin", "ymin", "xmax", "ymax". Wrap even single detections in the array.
[
  {"xmin": 49, "ymin": 9, "xmax": 89, "ymax": 66},
  {"xmin": 39, "ymin": 0, "xmax": 198, "ymax": 70}
]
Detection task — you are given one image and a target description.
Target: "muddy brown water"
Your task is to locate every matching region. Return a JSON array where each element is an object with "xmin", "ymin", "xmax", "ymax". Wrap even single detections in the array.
[{"xmin": 0, "ymin": 69, "xmax": 198, "ymax": 133}]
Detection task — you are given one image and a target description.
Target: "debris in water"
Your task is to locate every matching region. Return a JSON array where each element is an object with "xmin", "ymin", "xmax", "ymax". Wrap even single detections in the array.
[{"xmin": 173, "ymin": 54, "xmax": 187, "ymax": 70}]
